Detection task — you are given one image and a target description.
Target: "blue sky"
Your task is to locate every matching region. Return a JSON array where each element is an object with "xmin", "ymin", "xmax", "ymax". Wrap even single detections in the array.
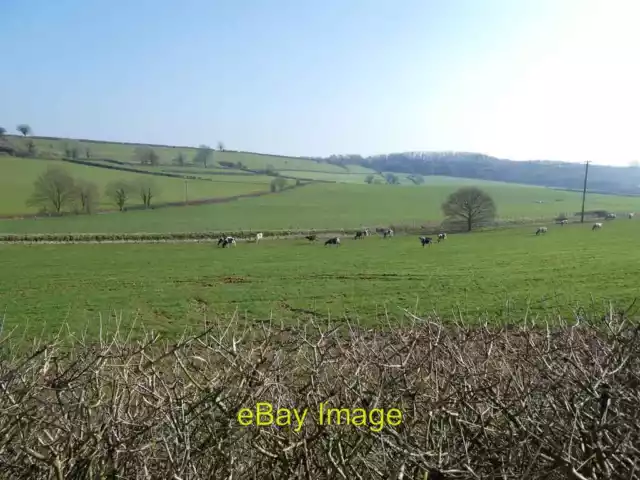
[{"xmin": 2, "ymin": 0, "xmax": 639, "ymax": 165}]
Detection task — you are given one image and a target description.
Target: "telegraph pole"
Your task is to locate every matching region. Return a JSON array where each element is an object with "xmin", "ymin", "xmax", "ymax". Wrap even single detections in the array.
[
  {"xmin": 184, "ymin": 179, "xmax": 189, "ymax": 203},
  {"xmin": 580, "ymin": 161, "xmax": 590, "ymax": 223}
]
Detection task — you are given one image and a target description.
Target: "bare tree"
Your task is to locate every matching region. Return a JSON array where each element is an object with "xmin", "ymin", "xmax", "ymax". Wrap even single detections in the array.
[
  {"xmin": 193, "ymin": 145, "xmax": 213, "ymax": 168},
  {"xmin": 26, "ymin": 167, "xmax": 76, "ymax": 213},
  {"xmin": 106, "ymin": 180, "xmax": 133, "ymax": 211},
  {"xmin": 134, "ymin": 178, "xmax": 158, "ymax": 208},
  {"xmin": 217, "ymin": 141, "xmax": 225, "ymax": 151},
  {"xmin": 134, "ymin": 146, "xmax": 159, "ymax": 166},
  {"xmin": 270, "ymin": 177, "xmax": 288, "ymax": 192},
  {"xmin": 63, "ymin": 142, "xmax": 81, "ymax": 160},
  {"xmin": 173, "ymin": 152, "xmax": 186, "ymax": 166},
  {"xmin": 73, "ymin": 180, "xmax": 100, "ymax": 214},
  {"xmin": 442, "ymin": 186, "xmax": 496, "ymax": 232},
  {"xmin": 16, "ymin": 124, "xmax": 31, "ymax": 136}
]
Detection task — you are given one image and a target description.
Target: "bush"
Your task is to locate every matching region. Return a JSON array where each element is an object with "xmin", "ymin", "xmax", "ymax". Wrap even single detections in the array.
[{"xmin": 0, "ymin": 313, "xmax": 637, "ymax": 478}]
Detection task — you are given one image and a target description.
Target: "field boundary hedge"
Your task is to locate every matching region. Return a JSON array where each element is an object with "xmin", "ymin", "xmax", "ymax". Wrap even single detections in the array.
[
  {"xmin": 0, "ymin": 216, "xmax": 596, "ymax": 243},
  {"xmin": 0, "ymin": 312, "xmax": 637, "ymax": 478}
]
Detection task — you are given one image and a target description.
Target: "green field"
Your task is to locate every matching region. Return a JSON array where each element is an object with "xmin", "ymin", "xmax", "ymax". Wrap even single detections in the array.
[
  {"xmin": 7, "ymin": 135, "xmax": 376, "ymax": 175},
  {"xmin": 2, "ymin": 221, "xmax": 639, "ymax": 339},
  {"xmin": 2, "ymin": 180, "xmax": 638, "ymax": 234},
  {"xmin": 0, "ymin": 156, "xmax": 274, "ymax": 215}
]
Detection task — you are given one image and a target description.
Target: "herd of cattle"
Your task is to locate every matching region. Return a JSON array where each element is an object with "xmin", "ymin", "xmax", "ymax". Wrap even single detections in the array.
[
  {"xmin": 535, "ymin": 212, "xmax": 635, "ymax": 235},
  {"xmin": 215, "ymin": 213, "xmax": 635, "ymax": 247},
  {"xmin": 216, "ymin": 226, "xmax": 446, "ymax": 248}
]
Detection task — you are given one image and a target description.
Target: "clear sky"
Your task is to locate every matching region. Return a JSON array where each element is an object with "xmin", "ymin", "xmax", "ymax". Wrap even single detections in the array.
[{"xmin": 1, "ymin": 0, "xmax": 639, "ymax": 165}]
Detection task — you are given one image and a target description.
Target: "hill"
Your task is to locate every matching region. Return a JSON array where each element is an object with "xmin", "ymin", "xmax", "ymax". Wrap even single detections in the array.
[
  {"xmin": 0, "ymin": 156, "xmax": 275, "ymax": 216},
  {"xmin": 2, "ymin": 134, "xmax": 377, "ymax": 176},
  {"xmin": 312, "ymin": 152, "xmax": 640, "ymax": 195}
]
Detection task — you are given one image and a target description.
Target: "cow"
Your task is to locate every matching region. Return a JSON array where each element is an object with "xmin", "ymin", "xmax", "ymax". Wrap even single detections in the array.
[
  {"xmin": 559, "ymin": 219, "xmax": 568, "ymax": 226},
  {"xmin": 419, "ymin": 236, "xmax": 433, "ymax": 247},
  {"xmin": 592, "ymin": 222, "xmax": 603, "ymax": 230},
  {"xmin": 605, "ymin": 213, "xmax": 616, "ymax": 220},
  {"xmin": 255, "ymin": 232, "xmax": 263, "ymax": 243},
  {"xmin": 364, "ymin": 228, "xmax": 371, "ymax": 236},
  {"xmin": 437, "ymin": 233, "xmax": 447, "ymax": 242},
  {"xmin": 325, "ymin": 237, "xmax": 341, "ymax": 246},
  {"xmin": 354, "ymin": 230, "xmax": 367, "ymax": 240},
  {"xmin": 218, "ymin": 236, "xmax": 236, "ymax": 247},
  {"xmin": 536, "ymin": 227, "xmax": 548, "ymax": 235},
  {"xmin": 305, "ymin": 234, "xmax": 317, "ymax": 242},
  {"xmin": 383, "ymin": 228, "xmax": 394, "ymax": 238},
  {"xmin": 629, "ymin": 213, "xmax": 635, "ymax": 219}
]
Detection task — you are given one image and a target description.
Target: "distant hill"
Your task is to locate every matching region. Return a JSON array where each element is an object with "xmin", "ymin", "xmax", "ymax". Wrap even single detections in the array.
[{"xmin": 311, "ymin": 152, "xmax": 640, "ymax": 195}]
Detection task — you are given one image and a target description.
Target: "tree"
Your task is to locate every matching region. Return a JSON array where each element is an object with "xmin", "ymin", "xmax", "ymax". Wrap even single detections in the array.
[
  {"xmin": 134, "ymin": 178, "xmax": 158, "ymax": 208},
  {"xmin": 408, "ymin": 174, "xmax": 425, "ymax": 185},
  {"xmin": 106, "ymin": 181, "xmax": 133, "ymax": 211},
  {"xmin": 270, "ymin": 177, "xmax": 288, "ymax": 192},
  {"xmin": 16, "ymin": 124, "xmax": 31, "ymax": 136},
  {"xmin": 134, "ymin": 146, "xmax": 159, "ymax": 166},
  {"xmin": 26, "ymin": 140, "xmax": 37, "ymax": 156},
  {"xmin": 63, "ymin": 142, "xmax": 81, "ymax": 160},
  {"xmin": 217, "ymin": 141, "xmax": 225, "ymax": 151},
  {"xmin": 364, "ymin": 174, "xmax": 375, "ymax": 184},
  {"xmin": 193, "ymin": 145, "xmax": 213, "ymax": 168},
  {"xmin": 26, "ymin": 167, "xmax": 76, "ymax": 213},
  {"xmin": 0, "ymin": 127, "xmax": 6, "ymax": 136},
  {"xmin": 384, "ymin": 173, "xmax": 400, "ymax": 185},
  {"xmin": 441, "ymin": 187, "xmax": 496, "ymax": 232},
  {"xmin": 74, "ymin": 179, "xmax": 100, "ymax": 213},
  {"xmin": 173, "ymin": 152, "xmax": 186, "ymax": 166}
]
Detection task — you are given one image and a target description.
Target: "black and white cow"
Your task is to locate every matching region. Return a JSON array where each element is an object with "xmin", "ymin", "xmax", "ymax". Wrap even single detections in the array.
[
  {"xmin": 419, "ymin": 236, "xmax": 433, "ymax": 247},
  {"xmin": 536, "ymin": 227, "xmax": 548, "ymax": 235},
  {"xmin": 437, "ymin": 233, "xmax": 447, "ymax": 242},
  {"xmin": 305, "ymin": 234, "xmax": 317, "ymax": 242},
  {"xmin": 324, "ymin": 237, "xmax": 341, "ymax": 246},
  {"xmin": 383, "ymin": 228, "xmax": 394, "ymax": 238},
  {"xmin": 218, "ymin": 236, "xmax": 237, "ymax": 247},
  {"xmin": 559, "ymin": 219, "xmax": 568, "ymax": 226},
  {"xmin": 605, "ymin": 213, "xmax": 616, "ymax": 220},
  {"xmin": 592, "ymin": 222, "xmax": 603, "ymax": 230},
  {"xmin": 354, "ymin": 230, "xmax": 368, "ymax": 239}
]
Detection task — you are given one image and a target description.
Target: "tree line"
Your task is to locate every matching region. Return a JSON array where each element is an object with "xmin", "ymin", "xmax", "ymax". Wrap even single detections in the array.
[
  {"xmin": 312, "ymin": 152, "xmax": 640, "ymax": 195},
  {"xmin": 27, "ymin": 167, "xmax": 159, "ymax": 215}
]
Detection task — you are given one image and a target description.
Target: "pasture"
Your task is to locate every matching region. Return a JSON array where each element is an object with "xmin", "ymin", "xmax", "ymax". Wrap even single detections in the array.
[
  {"xmin": 2, "ymin": 221, "xmax": 639, "ymax": 340},
  {"xmin": 8, "ymin": 135, "xmax": 376, "ymax": 174},
  {"xmin": 0, "ymin": 156, "xmax": 273, "ymax": 215},
  {"xmin": 2, "ymin": 180, "xmax": 640, "ymax": 234}
]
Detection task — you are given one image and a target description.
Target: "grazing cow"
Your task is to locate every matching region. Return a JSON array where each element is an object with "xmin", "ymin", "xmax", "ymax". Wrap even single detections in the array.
[
  {"xmin": 325, "ymin": 237, "xmax": 341, "ymax": 246},
  {"xmin": 605, "ymin": 213, "xmax": 616, "ymax": 220},
  {"xmin": 255, "ymin": 232, "xmax": 263, "ymax": 243},
  {"xmin": 305, "ymin": 234, "xmax": 317, "ymax": 242},
  {"xmin": 559, "ymin": 219, "xmax": 568, "ymax": 225},
  {"xmin": 629, "ymin": 213, "xmax": 635, "ymax": 219},
  {"xmin": 437, "ymin": 233, "xmax": 447, "ymax": 242},
  {"xmin": 536, "ymin": 226, "xmax": 548, "ymax": 235},
  {"xmin": 419, "ymin": 236, "xmax": 433, "ymax": 247},
  {"xmin": 383, "ymin": 228, "xmax": 394, "ymax": 238},
  {"xmin": 354, "ymin": 230, "xmax": 367, "ymax": 240},
  {"xmin": 592, "ymin": 222, "xmax": 603, "ymax": 230},
  {"xmin": 218, "ymin": 236, "xmax": 236, "ymax": 247}
]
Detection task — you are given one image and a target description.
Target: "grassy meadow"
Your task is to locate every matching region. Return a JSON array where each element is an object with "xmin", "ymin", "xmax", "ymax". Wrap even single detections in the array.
[
  {"xmin": 8, "ymin": 135, "xmax": 376, "ymax": 174},
  {"xmin": 2, "ymin": 221, "xmax": 639, "ymax": 339},
  {"xmin": 1, "ymin": 179, "xmax": 639, "ymax": 234},
  {"xmin": 0, "ymin": 156, "xmax": 274, "ymax": 215}
]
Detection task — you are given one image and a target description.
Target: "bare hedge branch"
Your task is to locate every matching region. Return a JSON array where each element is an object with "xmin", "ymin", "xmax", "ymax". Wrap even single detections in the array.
[{"xmin": 0, "ymin": 311, "xmax": 638, "ymax": 479}]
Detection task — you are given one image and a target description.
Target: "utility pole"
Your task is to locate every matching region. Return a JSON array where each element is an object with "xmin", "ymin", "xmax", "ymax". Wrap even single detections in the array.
[
  {"xmin": 184, "ymin": 179, "xmax": 188, "ymax": 203},
  {"xmin": 580, "ymin": 161, "xmax": 590, "ymax": 223}
]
